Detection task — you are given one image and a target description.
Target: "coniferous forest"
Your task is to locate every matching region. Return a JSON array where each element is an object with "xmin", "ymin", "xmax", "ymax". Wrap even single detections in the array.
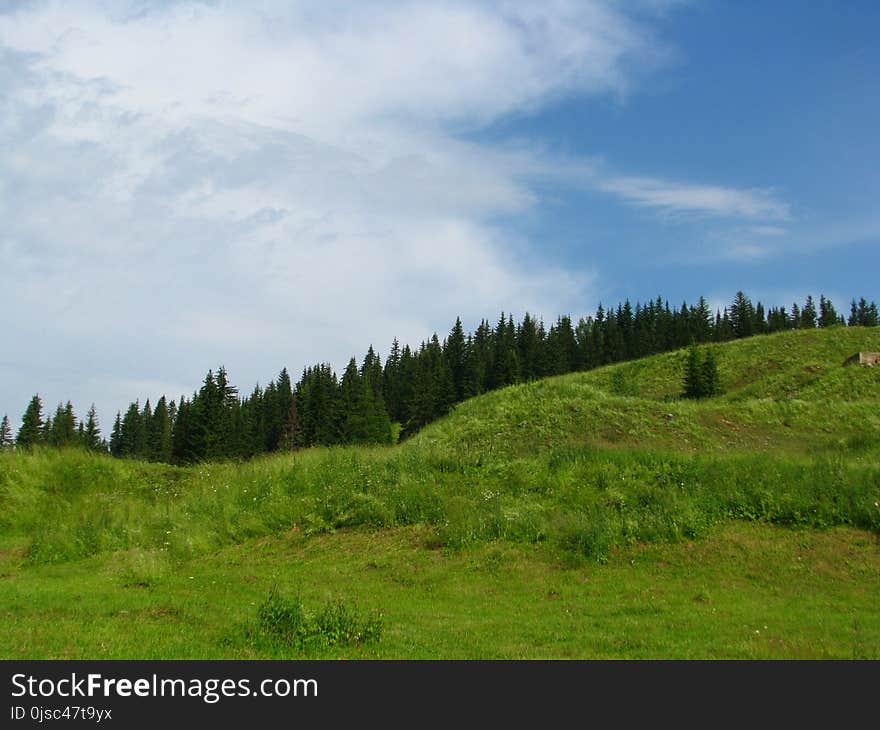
[{"xmin": 4, "ymin": 292, "xmax": 878, "ymax": 464}]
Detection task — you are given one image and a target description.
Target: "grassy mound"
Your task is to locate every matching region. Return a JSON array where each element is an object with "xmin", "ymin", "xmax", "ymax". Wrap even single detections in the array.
[{"xmin": 2, "ymin": 327, "xmax": 878, "ymax": 567}]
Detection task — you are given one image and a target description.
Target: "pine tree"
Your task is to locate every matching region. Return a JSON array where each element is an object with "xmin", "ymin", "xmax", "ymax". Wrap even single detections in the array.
[
  {"xmin": 120, "ymin": 401, "xmax": 147, "ymax": 458},
  {"xmin": 47, "ymin": 401, "xmax": 78, "ymax": 447},
  {"xmin": 753, "ymin": 302, "xmax": 767, "ymax": 334},
  {"xmin": 172, "ymin": 396, "xmax": 201, "ymax": 464},
  {"xmin": 818, "ymin": 295, "xmax": 838, "ymax": 328},
  {"xmin": 444, "ymin": 318, "xmax": 467, "ymax": 401},
  {"xmin": 0, "ymin": 414, "xmax": 13, "ymax": 448},
  {"xmin": 275, "ymin": 369, "xmax": 300, "ymax": 452},
  {"xmin": 516, "ymin": 313, "xmax": 539, "ymax": 381},
  {"xmin": 461, "ymin": 335, "xmax": 484, "ymax": 400},
  {"xmin": 110, "ymin": 412, "xmax": 123, "ymax": 457},
  {"xmin": 800, "ymin": 296, "xmax": 817, "ymax": 328},
  {"xmin": 730, "ymin": 291, "xmax": 755, "ymax": 338},
  {"xmin": 683, "ymin": 342, "xmax": 704, "ymax": 399},
  {"xmin": 17, "ymin": 395, "xmax": 44, "ymax": 448},
  {"xmin": 683, "ymin": 343, "xmax": 721, "ymax": 399},
  {"xmin": 701, "ymin": 347, "xmax": 720, "ymax": 397},
  {"xmin": 339, "ymin": 358, "xmax": 365, "ymax": 444},
  {"xmin": 149, "ymin": 397, "xmax": 173, "ymax": 461},
  {"xmin": 83, "ymin": 404, "xmax": 102, "ymax": 451},
  {"xmin": 692, "ymin": 297, "xmax": 713, "ymax": 343},
  {"xmin": 360, "ymin": 347, "xmax": 384, "ymax": 400}
]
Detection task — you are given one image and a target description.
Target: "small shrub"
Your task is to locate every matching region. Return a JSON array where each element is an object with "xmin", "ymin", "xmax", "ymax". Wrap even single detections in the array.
[
  {"xmin": 556, "ymin": 508, "xmax": 618, "ymax": 562},
  {"xmin": 257, "ymin": 587, "xmax": 307, "ymax": 643},
  {"xmin": 249, "ymin": 588, "xmax": 383, "ymax": 650}
]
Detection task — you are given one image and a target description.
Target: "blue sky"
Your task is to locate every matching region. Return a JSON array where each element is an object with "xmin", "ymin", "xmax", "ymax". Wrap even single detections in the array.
[{"xmin": 1, "ymin": 0, "xmax": 878, "ymax": 430}]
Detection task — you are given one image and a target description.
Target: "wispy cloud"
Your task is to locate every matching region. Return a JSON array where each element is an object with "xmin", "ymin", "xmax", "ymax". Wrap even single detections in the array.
[{"xmin": 598, "ymin": 176, "xmax": 791, "ymax": 220}]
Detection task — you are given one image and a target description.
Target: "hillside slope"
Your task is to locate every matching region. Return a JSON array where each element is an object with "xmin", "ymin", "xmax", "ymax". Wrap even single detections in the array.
[
  {"xmin": 411, "ymin": 326, "xmax": 880, "ymax": 457},
  {"xmin": 2, "ymin": 327, "xmax": 879, "ymax": 659}
]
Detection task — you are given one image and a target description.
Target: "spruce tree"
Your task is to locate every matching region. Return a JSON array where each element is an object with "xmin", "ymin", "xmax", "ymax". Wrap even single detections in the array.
[
  {"xmin": 0, "ymin": 415, "xmax": 13, "ymax": 448},
  {"xmin": 47, "ymin": 401, "xmax": 78, "ymax": 447},
  {"xmin": 17, "ymin": 395, "xmax": 44, "ymax": 448},
  {"xmin": 150, "ymin": 397, "xmax": 173, "ymax": 462},
  {"xmin": 272, "ymin": 368, "xmax": 295, "ymax": 452},
  {"xmin": 120, "ymin": 401, "xmax": 147, "ymax": 458},
  {"xmin": 800, "ymin": 296, "xmax": 818, "ymax": 328},
  {"xmin": 110, "ymin": 412, "xmax": 123, "ymax": 457},
  {"xmin": 693, "ymin": 296, "xmax": 713, "ymax": 343},
  {"xmin": 701, "ymin": 347, "xmax": 720, "ymax": 397},
  {"xmin": 339, "ymin": 358, "xmax": 364, "ymax": 444},
  {"xmin": 444, "ymin": 318, "xmax": 467, "ymax": 401},
  {"xmin": 683, "ymin": 343, "xmax": 720, "ymax": 399},
  {"xmin": 730, "ymin": 291, "xmax": 754, "ymax": 338},
  {"xmin": 461, "ymin": 335, "xmax": 484, "ymax": 400},
  {"xmin": 818, "ymin": 295, "xmax": 838, "ymax": 328},
  {"xmin": 683, "ymin": 342, "xmax": 704, "ymax": 399},
  {"xmin": 84, "ymin": 404, "xmax": 102, "ymax": 452}
]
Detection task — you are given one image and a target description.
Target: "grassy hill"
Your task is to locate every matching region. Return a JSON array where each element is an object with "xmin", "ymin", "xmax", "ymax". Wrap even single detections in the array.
[{"xmin": 1, "ymin": 326, "xmax": 879, "ymax": 658}]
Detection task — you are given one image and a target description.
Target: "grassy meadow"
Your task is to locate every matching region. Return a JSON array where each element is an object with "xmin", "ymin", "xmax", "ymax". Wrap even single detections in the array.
[{"xmin": 1, "ymin": 326, "xmax": 879, "ymax": 658}]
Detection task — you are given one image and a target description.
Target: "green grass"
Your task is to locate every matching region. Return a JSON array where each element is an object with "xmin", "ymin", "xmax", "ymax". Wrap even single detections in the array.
[
  {"xmin": 1, "ymin": 326, "xmax": 879, "ymax": 658},
  {"xmin": 1, "ymin": 524, "xmax": 878, "ymax": 659}
]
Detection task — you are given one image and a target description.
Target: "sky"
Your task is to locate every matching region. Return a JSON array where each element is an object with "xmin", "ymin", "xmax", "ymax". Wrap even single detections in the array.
[{"xmin": 1, "ymin": 0, "xmax": 878, "ymax": 431}]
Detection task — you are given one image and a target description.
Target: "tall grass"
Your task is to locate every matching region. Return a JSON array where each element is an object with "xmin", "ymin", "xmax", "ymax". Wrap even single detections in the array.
[
  {"xmin": 2, "ymin": 442, "xmax": 877, "ymax": 565},
  {"xmin": 2, "ymin": 327, "xmax": 878, "ymax": 564}
]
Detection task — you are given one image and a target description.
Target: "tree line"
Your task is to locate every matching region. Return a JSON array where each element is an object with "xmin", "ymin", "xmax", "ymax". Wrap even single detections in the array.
[{"xmin": 2, "ymin": 292, "xmax": 877, "ymax": 462}]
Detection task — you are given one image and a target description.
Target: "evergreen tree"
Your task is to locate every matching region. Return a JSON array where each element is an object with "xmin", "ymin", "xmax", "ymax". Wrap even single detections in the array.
[
  {"xmin": 83, "ymin": 404, "xmax": 102, "ymax": 452},
  {"xmin": 683, "ymin": 343, "xmax": 720, "ymax": 399},
  {"xmin": 149, "ymin": 397, "xmax": 173, "ymax": 461},
  {"xmin": 383, "ymin": 338, "xmax": 404, "ymax": 423},
  {"xmin": 172, "ymin": 396, "xmax": 201, "ymax": 464},
  {"xmin": 296, "ymin": 364, "xmax": 340, "ymax": 446},
  {"xmin": 547, "ymin": 315, "xmax": 577, "ymax": 374},
  {"xmin": 120, "ymin": 401, "xmax": 147, "ymax": 458},
  {"xmin": 444, "ymin": 318, "xmax": 467, "ymax": 401},
  {"xmin": 339, "ymin": 358, "xmax": 365, "ymax": 444},
  {"xmin": 47, "ymin": 401, "xmax": 78, "ymax": 447},
  {"xmin": 110, "ymin": 412, "xmax": 123, "ymax": 457},
  {"xmin": 857, "ymin": 299, "xmax": 880, "ymax": 327},
  {"xmin": 516, "ymin": 313, "xmax": 539, "ymax": 381},
  {"xmin": 461, "ymin": 335, "xmax": 484, "ymax": 400},
  {"xmin": 490, "ymin": 313, "xmax": 516, "ymax": 387},
  {"xmin": 818, "ymin": 295, "xmax": 838, "ymax": 328},
  {"xmin": 730, "ymin": 291, "xmax": 755, "ymax": 338},
  {"xmin": 17, "ymin": 395, "xmax": 44, "ymax": 448},
  {"xmin": 753, "ymin": 302, "xmax": 767, "ymax": 334},
  {"xmin": 361, "ymin": 347, "xmax": 384, "ymax": 400},
  {"xmin": 683, "ymin": 342, "xmax": 704, "ymax": 399},
  {"xmin": 800, "ymin": 295, "xmax": 817, "ymax": 328},
  {"xmin": 692, "ymin": 297, "xmax": 713, "ymax": 343},
  {"xmin": 0, "ymin": 414, "xmax": 13, "ymax": 448},
  {"xmin": 701, "ymin": 347, "xmax": 720, "ymax": 397},
  {"xmin": 277, "ymin": 374, "xmax": 300, "ymax": 452}
]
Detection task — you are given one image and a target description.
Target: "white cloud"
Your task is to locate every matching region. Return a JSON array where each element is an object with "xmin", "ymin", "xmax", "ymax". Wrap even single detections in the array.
[
  {"xmin": 598, "ymin": 176, "xmax": 791, "ymax": 220},
  {"xmin": 748, "ymin": 225, "xmax": 788, "ymax": 237},
  {"xmin": 0, "ymin": 0, "xmax": 778, "ymax": 427}
]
